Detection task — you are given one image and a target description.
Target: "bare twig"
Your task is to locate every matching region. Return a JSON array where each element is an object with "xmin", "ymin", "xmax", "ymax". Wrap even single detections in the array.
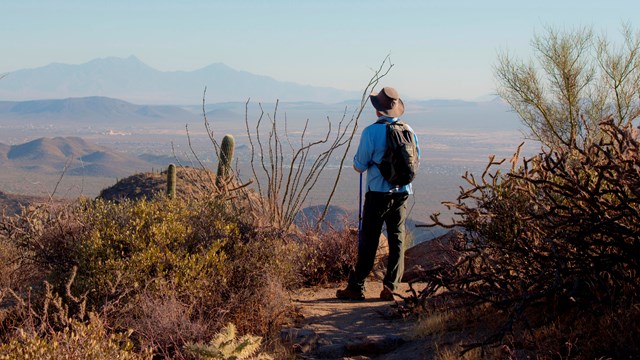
[
  {"xmin": 319, "ymin": 55, "xmax": 394, "ymax": 226},
  {"xmin": 49, "ymin": 156, "xmax": 74, "ymax": 200}
]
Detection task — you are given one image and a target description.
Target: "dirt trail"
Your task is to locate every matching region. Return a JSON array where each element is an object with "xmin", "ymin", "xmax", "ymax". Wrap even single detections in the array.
[{"xmin": 289, "ymin": 282, "xmax": 433, "ymax": 359}]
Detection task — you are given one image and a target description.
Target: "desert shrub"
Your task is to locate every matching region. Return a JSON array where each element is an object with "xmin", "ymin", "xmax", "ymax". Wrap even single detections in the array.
[
  {"xmin": 118, "ymin": 280, "xmax": 210, "ymax": 359},
  {"xmin": 0, "ymin": 203, "xmax": 78, "ymax": 291},
  {"xmin": 0, "ymin": 276, "xmax": 152, "ymax": 360},
  {"xmin": 0, "ymin": 313, "xmax": 151, "ymax": 360},
  {"xmin": 424, "ymin": 119, "xmax": 640, "ymax": 357},
  {"xmin": 0, "ymin": 129, "xmax": 370, "ymax": 359},
  {"xmin": 6, "ymin": 198, "xmax": 232, "ymax": 311},
  {"xmin": 1, "ymin": 195, "xmax": 302, "ymax": 358},
  {"xmin": 0, "ymin": 234, "xmax": 35, "ymax": 291},
  {"xmin": 214, "ymin": 227, "xmax": 301, "ymax": 339},
  {"xmin": 77, "ymin": 198, "xmax": 232, "ymax": 303},
  {"xmin": 296, "ymin": 227, "xmax": 358, "ymax": 286}
]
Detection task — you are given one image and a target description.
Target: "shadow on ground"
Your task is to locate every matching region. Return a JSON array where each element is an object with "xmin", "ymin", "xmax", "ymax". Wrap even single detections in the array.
[{"xmin": 287, "ymin": 283, "xmax": 434, "ymax": 359}]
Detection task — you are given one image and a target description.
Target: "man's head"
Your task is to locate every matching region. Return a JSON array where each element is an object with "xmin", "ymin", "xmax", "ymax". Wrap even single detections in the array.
[{"xmin": 370, "ymin": 87, "xmax": 404, "ymax": 118}]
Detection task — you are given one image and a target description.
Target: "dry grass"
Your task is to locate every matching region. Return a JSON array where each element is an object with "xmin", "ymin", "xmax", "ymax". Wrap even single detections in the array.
[
  {"xmin": 408, "ymin": 279, "xmax": 640, "ymax": 359},
  {"xmin": 410, "ymin": 311, "xmax": 456, "ymax": 339},
  {"xmin": 409, "ymin": 301, "xmax": 512, "ymax": 358},
  {"xmin": 434, "ymin": 346, "xmax": 486, "ymax": 360},
  {"xmin": 517, "ymin": 304, "xmax": 640, "ymax": 359}
]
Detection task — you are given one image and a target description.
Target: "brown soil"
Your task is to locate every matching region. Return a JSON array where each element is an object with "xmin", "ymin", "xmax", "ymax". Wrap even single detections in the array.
[{"xmin": 290, "ymin": 282, "xmax": 434, "ymax": 359}]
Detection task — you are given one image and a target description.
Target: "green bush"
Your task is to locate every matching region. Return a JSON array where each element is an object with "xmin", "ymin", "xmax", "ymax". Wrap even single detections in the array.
[
  {"xmin": 0, "ymin": 313, "xmax": 151, "ymax": 360},
  {"xmin": 81, "ymin": 198, "xmax": 231, "ymax": 299},
  {"xmin": 13, "ymin": 198, "xmax": 232, "ymax": 309}
]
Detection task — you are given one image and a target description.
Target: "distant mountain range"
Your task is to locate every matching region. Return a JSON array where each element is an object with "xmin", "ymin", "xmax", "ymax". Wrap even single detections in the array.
[
  {"xmin": 0, "ymin": 55, "xmax": 524, "ymax": 131},
  {"xmin": 0, "ymin": 136, "xmax": 157, "ymax": 177},
  {"xmin": 0, "ymin": 96, "xmax": 201, "ymax": 128},
  {"xmin": 0, "ymin": 94, "xmax": 522, "ymax": 133},
  {"xmin": 0, "ymin": 56, "xmax": 360, "ymax": 104}
]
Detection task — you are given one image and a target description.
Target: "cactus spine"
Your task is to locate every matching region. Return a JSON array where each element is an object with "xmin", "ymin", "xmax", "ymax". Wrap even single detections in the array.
[
  {"xmin": 167, "ymin": 163, "xmax": 176, "ymax": 199},
  {"xmin": 216, "ymin": 134, "xmax": 235, "ymax": 188}
]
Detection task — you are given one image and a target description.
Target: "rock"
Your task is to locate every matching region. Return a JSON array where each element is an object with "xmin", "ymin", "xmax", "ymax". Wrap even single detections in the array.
[
  {"xmin": 316, "ymin": 343, "xmax": 347, "ymax": 358},
  {"xmin": 280, "ymin": 328, "xmax": 319, "ymax": 353},
  {"xmin": 373, "ymin": 230, "xmax": 465, "ymax": 283},
  {"xmin": 402, "ymin": 229, "xmax": 464, "ymax": 283},
  {"xmin": 345, "ymin": 335, "xmax": 405, "ymax": 356}
]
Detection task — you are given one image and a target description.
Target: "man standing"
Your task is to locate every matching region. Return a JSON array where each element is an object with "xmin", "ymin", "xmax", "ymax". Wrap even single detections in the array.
[{"xmin": 337, "ymin": 86, "xmax": 420, "ymax": 301}]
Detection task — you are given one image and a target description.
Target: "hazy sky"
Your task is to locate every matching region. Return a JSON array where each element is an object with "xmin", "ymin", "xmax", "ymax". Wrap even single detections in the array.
[{"xmin": 2, "ymin": 0, "xmax": 638, "ymax": 100}]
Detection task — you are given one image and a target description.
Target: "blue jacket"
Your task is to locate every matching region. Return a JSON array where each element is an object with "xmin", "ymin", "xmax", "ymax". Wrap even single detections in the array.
[{"xmin": 353, "ymin": 116, "xmax": 420, "ymax": 194}]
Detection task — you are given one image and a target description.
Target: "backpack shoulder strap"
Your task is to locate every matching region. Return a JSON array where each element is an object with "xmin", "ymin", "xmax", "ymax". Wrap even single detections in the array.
[{"xmin": 376, "ymin": 118, "xmax": 406, "ymax": 126}]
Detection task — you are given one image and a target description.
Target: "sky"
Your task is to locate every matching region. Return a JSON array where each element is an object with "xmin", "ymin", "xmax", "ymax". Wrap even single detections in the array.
[{"xmin": 2, "ymin": 0, "xmax": 639, "ymax": 101}]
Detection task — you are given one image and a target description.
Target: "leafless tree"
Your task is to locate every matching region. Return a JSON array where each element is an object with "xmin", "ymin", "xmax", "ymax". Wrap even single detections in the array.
[
  {"xmin": 239, "ymin": 57, "xmax": 394, "ymax": 231},
  {"xmin": 181, "ymin": 57, "xmax": 394, "ymax": 232}
]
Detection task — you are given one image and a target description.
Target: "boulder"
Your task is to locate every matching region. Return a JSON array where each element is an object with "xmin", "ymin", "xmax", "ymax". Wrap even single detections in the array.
[{"xmin": 402, "ymin": 229, "xmax": 464, "ymax": 283}]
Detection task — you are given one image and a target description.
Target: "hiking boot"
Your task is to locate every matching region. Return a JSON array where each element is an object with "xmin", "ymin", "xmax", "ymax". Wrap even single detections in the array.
[
  {"xmin": 336, "ymin": 287, "xmax": 365, "ymax": 301},
  {"xmin": 380, "ymin": 287, "xmax": 395, "ymax": 301}
]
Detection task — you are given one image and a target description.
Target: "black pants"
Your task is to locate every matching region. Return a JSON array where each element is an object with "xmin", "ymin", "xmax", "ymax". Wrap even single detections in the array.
[{"xmin": 348, "ymin": 191, "xmax": 408, "ymax": 292}]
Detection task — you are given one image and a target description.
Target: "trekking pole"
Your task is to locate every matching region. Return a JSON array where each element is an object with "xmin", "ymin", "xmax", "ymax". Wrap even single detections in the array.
[{"xmin": 358, "ymin": 172, "xmax": 363, "ymax": 246}]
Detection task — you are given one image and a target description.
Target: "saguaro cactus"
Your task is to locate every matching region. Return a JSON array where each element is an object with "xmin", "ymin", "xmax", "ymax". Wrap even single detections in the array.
[
  {"xmin": 166, "ymin": 163, "xmax": 176, "ymax": 199},
  {"xmin": 216, "ymin": 134, "xmax": 235, "ymax": 188}
]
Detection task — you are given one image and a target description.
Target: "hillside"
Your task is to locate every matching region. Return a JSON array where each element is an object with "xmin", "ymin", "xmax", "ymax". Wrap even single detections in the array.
[
  {"xmin": 97, "ymin": 166, "xmax": 218, "ymax": 202},
  {"xmin": 0, "ymin": 136, "xmax": 155, "ymax": 177},
  {"xmin": 0, "ymin": 191, "xmax": 34, "ymax": 217},
  {"xmin": 0, "ymin": 191, "xmax": 67, "ymax": 218}
]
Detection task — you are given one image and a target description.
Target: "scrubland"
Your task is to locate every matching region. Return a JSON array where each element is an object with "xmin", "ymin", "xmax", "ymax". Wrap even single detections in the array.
[
  {"xmin": 2, "ymin": 25, "xmax": 640, "ymax": 359},
  {"xmin": 0, "ymin": 190, "xmax": 359, "ymax": 359},
  {"xmin": 1, "ymin": 119, "xmax": 639, "ymax": 359}
]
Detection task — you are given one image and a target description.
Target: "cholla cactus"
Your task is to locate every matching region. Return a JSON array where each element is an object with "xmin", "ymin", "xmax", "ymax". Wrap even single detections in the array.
[
  {"xmin": 185, "ymin": 323, "xmax": 272, "ymax": 359},
  {"xmin": 166, "ymin": 163, "xmax": 176, "ymax": 199},
  {"xmin": 216, "ymin": 134, "xmax": 235, "ymax": 188}
]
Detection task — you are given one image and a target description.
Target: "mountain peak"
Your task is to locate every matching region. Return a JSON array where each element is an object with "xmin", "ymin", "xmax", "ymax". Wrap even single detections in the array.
[
  {"xmin": 0, "ymin": 57, "xmax": 360, "ymax": 104},
  {"xmin": 84, "ymin": 55, "xmax": 151, "ymax": 70}
]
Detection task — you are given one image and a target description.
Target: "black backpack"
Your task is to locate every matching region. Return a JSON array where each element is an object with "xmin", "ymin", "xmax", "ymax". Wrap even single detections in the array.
[{"xmin": 375, "ymin": 119, "xmax": 419, "ymax": 186}]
